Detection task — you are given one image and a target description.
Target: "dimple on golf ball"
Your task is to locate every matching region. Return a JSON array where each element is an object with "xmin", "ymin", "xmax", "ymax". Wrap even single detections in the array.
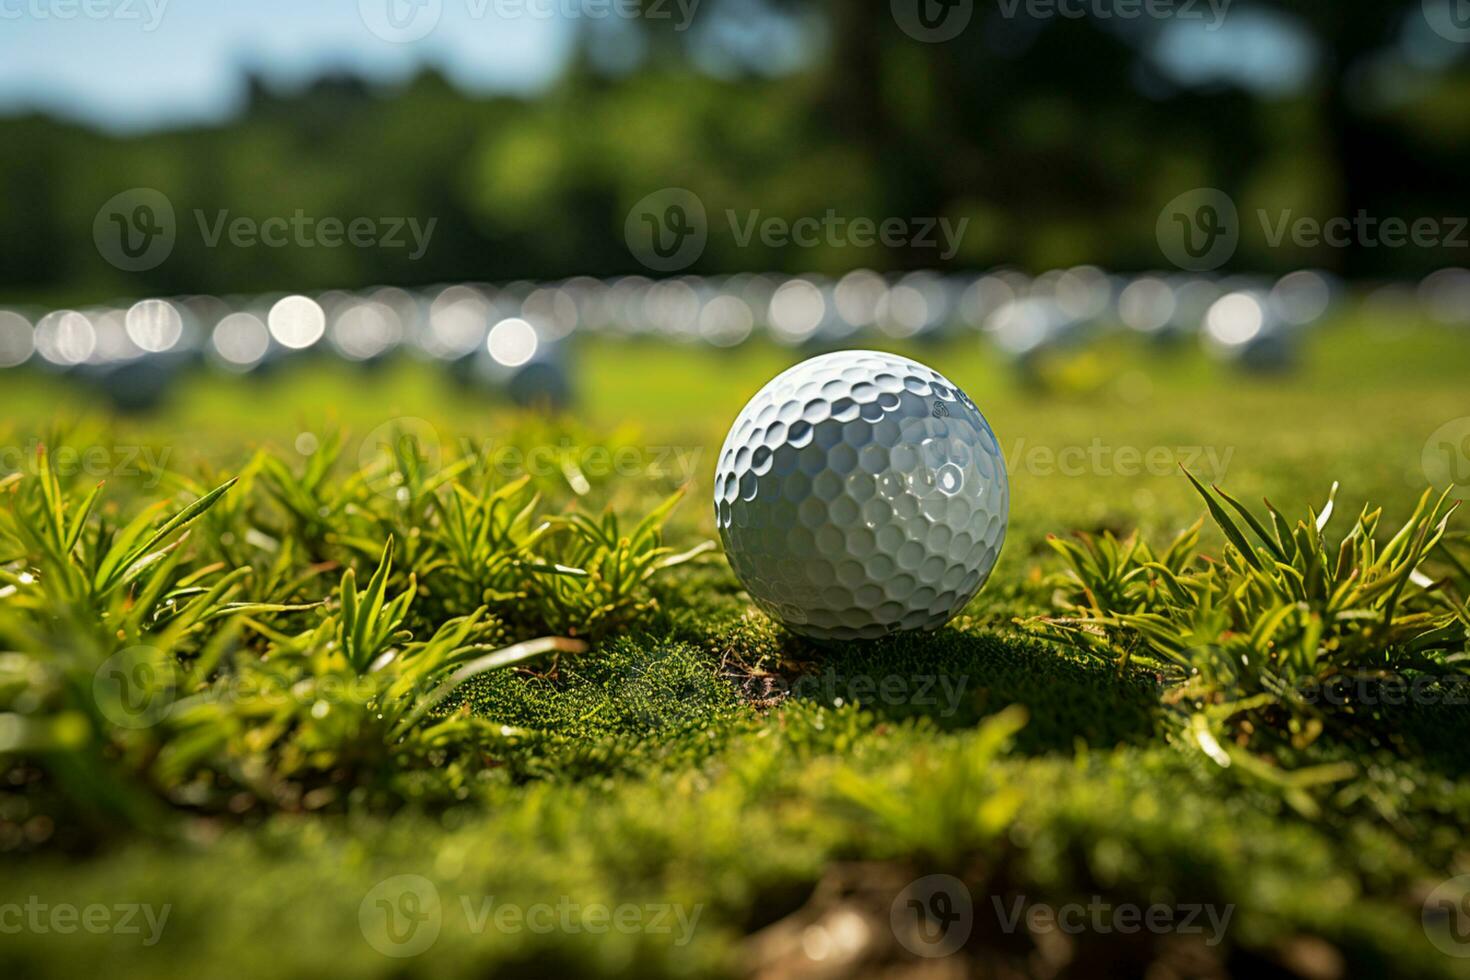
[{"xmin": 714, "ymin": 350, "xmax": 1008, "ymax": 641}]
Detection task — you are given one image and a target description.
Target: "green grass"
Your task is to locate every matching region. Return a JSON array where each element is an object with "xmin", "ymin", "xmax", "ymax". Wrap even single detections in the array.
[{"xmin": 2, "ymin": 312, "xmax": 1470, "ymax": 977}]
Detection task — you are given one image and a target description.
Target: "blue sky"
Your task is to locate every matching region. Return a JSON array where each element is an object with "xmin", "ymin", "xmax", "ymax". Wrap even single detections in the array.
[{"xmin": 0, "ymin": 0, "xmax": 577, "ymax": 131}]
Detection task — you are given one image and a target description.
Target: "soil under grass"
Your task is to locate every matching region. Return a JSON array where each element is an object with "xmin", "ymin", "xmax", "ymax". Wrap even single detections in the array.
[{"xmin": 2, "ymin": 315, "xmax": 1469, "ymax": 978}]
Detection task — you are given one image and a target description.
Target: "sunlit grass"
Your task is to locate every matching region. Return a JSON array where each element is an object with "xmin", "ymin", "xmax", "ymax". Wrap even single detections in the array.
[{"xmin": 2, "ymin": 318, "xmax": 1469, "ymax": 978}]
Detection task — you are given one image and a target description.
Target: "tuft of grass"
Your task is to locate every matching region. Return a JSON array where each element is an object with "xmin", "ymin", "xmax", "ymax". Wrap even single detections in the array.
[
  {"xmin": 520, "ymin": 488, "xmax": 716, "ymax": 639},
  {"xmin": 0, "ymin": 427, "xmax": 709, "ymax": 831},
  {"xmin": 1029, "ymin": 473, "xmax": 1469, "ymax": 812}
]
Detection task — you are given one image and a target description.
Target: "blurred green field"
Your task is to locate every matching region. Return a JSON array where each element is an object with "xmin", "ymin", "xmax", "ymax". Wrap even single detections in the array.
[
  {"xmin": 3, "ymin": 307, "xmax": 1470, "ymax": 979},
  {"xmin": 8, "ymin": 307, "xmax": 1466, "ymax": 510}
]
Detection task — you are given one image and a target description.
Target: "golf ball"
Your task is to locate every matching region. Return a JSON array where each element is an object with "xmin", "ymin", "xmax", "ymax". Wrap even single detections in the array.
[{"xmin": 714, "ymin": 350, "xmax": 1008, "ymax": 640}]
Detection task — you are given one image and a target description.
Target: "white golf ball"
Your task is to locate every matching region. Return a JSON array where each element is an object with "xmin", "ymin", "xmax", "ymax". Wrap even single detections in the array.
[{"xmin": 714, "ymin": 350, "xmax": 1008, "ymax": 640}]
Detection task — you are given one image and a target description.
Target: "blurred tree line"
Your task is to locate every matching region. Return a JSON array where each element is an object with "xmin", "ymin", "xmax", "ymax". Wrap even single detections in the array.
[{"xmin": 2, "ymin": 0, "xmax": 1469, "ymax": 306}]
